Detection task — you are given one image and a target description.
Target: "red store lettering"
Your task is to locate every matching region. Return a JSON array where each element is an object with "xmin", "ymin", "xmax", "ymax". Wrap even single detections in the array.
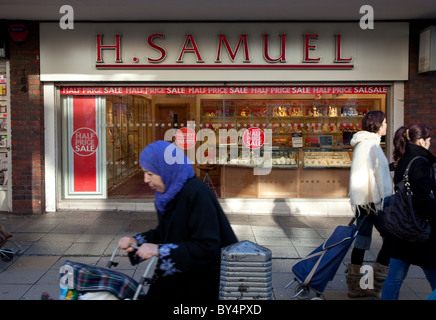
[{"xmin": 96, "ymin": 33, "xmax": 353, "ymax": 65}]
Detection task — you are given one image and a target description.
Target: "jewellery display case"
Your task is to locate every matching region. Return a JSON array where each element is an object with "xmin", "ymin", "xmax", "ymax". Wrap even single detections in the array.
[{"xmin": 303, "ymin": 149, "xmax": 352, "ymax": 168}]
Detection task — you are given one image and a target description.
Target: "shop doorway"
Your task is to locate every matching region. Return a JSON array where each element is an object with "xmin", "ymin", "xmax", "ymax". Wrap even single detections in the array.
[
  {"xmin": 155, "ymin": 104, "xmax": 189, "ymax": 141},
  {"xmin": 107, "ymin": 101, "xmax": 191, "ymax": 199},
  {"xmin": 106, "ymin": 95, "xmax": 153, "ymax": 199}
]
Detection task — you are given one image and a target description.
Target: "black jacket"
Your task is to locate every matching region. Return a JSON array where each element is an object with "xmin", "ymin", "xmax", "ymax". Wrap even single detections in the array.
[
  {"xmin": 386, "ymin": 143, "xmax": 436, "ymax": 268},
  {"xmin": 132, "ymin": 177, "xmax": 238, "ymax": 302}
]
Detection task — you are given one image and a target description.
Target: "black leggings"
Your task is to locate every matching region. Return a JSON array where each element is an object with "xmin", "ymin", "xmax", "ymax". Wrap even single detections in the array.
[
  {"xmin": 350, "ymin": 205, "xmax": 390, "ymax": 266},
  {"xmin": 351, "ymin": 246, "xmax": 390, "ymax": 266}
]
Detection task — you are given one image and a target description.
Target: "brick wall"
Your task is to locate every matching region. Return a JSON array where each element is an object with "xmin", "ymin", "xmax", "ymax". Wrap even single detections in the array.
[
  {"xmin": 405, "ymin": 20, "xmax": 436, "ymax": 155},
  {"xmin": 8, "ymin": 22, "xmax": 45, "ymax": 214}
]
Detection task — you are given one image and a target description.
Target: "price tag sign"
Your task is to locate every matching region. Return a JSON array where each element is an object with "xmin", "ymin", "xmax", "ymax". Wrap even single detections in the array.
[
  {"xmin": 71, "ymin": 127, "xmax": 99, "ymax": 156},
  {"xmin": 175, "ymin": 127, "xmax": 197, "ymax": 149},
  {"xmin": 243, "ymin": 127, "xmax": 265, "ymax": 149}
]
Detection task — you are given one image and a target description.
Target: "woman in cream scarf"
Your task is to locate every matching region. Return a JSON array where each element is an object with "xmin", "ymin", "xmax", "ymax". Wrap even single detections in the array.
[{"xmin": 346, "ymin": 111, "xmax": 393, "ymax": 299}]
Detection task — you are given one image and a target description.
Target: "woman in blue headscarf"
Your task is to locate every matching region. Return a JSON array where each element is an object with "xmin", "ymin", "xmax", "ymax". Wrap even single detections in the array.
[{"xmin": 118, "ymin": 141, "xmax": 237, "ymax": 302}]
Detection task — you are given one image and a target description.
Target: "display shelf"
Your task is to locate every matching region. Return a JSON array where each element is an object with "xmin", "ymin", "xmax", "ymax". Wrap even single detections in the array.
[
  {"xmin": 221, "ymin": 148, "xmax": 298, "ymax": 168},
  {"xmin": 271, "ymin": 149, "xmax": 298, "ymax": 167},
  {"xmin": 303, "ymin": 149, "xmax": 352, "ymax": 168},
  {"xmin": 200, "ymin": 98, "xmax": 376, "ymax": 165}
]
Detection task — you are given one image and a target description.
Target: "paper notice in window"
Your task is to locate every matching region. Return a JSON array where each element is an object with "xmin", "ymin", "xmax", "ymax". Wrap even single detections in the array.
[{"xmin": 292, "ymin": 133, "xmax": 303, "ymax": 148}]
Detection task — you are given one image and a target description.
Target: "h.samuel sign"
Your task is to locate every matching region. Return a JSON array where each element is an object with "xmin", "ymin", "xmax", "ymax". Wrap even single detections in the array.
[
  {"xmin": 95, "ymin": 33, "xmax": 353, "ymax": 69},
  {"xmin": 40, "ymin": 22, "xmax": 409, "ymax": 82}
]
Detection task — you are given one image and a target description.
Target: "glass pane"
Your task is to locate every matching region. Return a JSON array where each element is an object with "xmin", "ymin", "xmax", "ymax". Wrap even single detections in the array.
[{"xmin": 61, "ymin": 86, "xmax": 387, "ymax": 200}]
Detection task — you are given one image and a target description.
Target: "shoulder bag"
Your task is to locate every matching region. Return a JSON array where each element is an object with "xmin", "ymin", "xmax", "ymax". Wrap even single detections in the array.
[{"xmin": 383, "ymin": 156, "xmax": 431, "ymax": 243}]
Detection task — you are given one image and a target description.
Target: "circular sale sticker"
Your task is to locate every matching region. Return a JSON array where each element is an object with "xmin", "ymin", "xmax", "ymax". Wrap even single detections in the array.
[
  {"xmin": 175, "ymin": 127, "xmax": 197, "ymax": 149},
  {"xmin": 71, "ymin": 127, "xmax": 99, "ymax": 156},
  {"xmin": 243, "ymin": 127, "xmax": 265, "ymax": 149}
]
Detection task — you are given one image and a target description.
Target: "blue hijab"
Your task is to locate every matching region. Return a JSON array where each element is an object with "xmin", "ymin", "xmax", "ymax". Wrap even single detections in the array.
[{"xmin": 139, "ymin": 141, "xmax": 195, "ymax": 213}]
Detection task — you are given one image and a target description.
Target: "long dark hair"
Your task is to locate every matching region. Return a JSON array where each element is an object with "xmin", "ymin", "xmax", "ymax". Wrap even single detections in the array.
[
  {"xmin": 362, "ymin": 111, "xmax": 385, "ymax": 133},
  {"xmin": 392, "ymin": 124, "xmax": 432, "ymax": 167}
]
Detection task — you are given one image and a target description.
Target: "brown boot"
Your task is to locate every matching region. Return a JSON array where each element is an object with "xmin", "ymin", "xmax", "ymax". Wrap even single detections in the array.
[
  {"xmin": 345, "ymin": 264, "xmax": 369, "ymax": 298},
  {"xmin": 366, "ymin": 262, "xmax": 389, "ymax": 299}
]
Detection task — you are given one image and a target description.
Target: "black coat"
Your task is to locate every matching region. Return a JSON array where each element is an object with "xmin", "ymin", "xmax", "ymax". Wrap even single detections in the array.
[
  {"xmin": 132, "ymin": 177, "xmax": 238, "ymax": 302},
  {"xmin": 385, "ymin": 143, "xmax": 436, "ymax": 268}
]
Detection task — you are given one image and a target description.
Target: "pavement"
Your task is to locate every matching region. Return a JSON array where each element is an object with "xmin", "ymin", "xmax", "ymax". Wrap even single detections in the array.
[{"xmin": 0, "ymin": 210, "xmax": 433, "ymax": 301}]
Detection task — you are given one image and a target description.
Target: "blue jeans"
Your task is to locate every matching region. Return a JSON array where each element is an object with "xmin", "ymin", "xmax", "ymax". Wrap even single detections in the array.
[{"xmin": 381, "ymin": 258, "xmax": 436, "ymax": 300}]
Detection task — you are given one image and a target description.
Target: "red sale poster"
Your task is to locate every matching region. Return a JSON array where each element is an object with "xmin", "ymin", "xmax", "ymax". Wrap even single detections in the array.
[{"xmin": 71, "ymin": 96, "xmax": 98, "ymax": 192}]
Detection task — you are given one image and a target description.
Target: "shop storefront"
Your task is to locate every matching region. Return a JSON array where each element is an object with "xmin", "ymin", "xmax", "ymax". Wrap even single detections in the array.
[{"xmin": 40, "ymin": 22, "xmax": 408, "ymax": 214}]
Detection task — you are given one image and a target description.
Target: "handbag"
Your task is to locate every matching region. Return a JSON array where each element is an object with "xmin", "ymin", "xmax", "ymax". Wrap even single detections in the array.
[{"xmin": 383, "ymin": 156, "xmax": 431, "ymax": 243}]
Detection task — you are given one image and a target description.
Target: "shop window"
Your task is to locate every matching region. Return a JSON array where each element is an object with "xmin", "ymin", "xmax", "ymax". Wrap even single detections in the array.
[{"xmin": 61, "ymin": 86, "xmax": 387, "ymax": 200}]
